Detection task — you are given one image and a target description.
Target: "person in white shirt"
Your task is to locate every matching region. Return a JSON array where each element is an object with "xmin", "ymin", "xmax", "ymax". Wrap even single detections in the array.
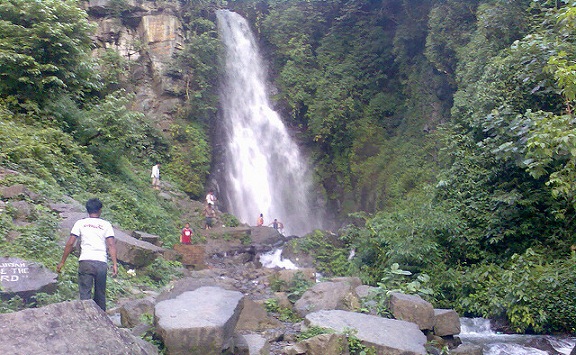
[
  {"xmin": 206, "ymin": 190, "xmax": 217, "ymax": 209},
  {"xmin": 57, "ymin": 198, "xmax": 117, "ymax": 311},
  {"xmin": 151, "ymin": 163, "xmax": 160, "ymax": 190}
]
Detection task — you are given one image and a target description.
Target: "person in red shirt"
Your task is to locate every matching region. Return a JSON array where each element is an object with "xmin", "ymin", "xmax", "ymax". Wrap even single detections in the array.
[{"xmin": 180, "ymin": 223, "xmax": 193, "ymax": 244}]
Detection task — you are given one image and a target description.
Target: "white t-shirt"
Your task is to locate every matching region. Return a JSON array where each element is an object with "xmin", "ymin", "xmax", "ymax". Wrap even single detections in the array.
[
  {"xmin": 151, "ymin": 165, "xmax": 160, "ymax": 179},
  {"xmin": 71, "ymin": 217, "xmax": 114, "ymax": 262}
]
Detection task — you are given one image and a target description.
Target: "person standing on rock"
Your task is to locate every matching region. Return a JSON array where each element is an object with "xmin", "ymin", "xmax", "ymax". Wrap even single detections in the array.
[
  {"xmin": 151, "ymin": 163, "xmax": 160, "ymax": 190},
  {"xmin": 181, "ymin": 223, "xmax": 193, "ymax": 244},
  {"xmin": 57, "ymin": 198, "xmax": 118, "ymax": 311},
  {"xmin": 204, "ymin": 203, "xmax": 216, "ymax": 230},
  {"xmin": 257, "ymin": 213, "xmax": 264, "ymax": 226}
]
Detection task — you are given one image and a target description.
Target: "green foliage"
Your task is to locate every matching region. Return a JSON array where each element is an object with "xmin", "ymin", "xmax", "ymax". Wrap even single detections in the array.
[
  {"xmin": 296, "ymin": 326, "xmax": 332, "ymax": 341},
  {"xmin": 344, "ymin": 328, "xmax": 377, "ymax": 355},
  {"xmin": 0, "ymin": 209, "xmax": 62, "ymax": 267},
  {"xmin": 264, "ymin": 298, "xmax": 302, "ymax": 322},
  {"xmin": 348, "ymin": 190, "xmax": 451, "ymax": 284},
  {"xmin": 363, "ymin": 263, "xmax": 434, "ymax": 317},
  {"xmin": 75, "ymin": 174, "xmax": 180, "ymax": 243},
  {"xmin": 0, "ymin": 296, "xmax": 24, "ymax": 313},
  {"xmin": 219, "ymin": 213, "xmax": 239, "ymax": 228},
  {"xmin": 164, "ymin": 122, "xmax": 211, "ymax": 197},
  {"xmin": 264, "ymin": 297, "xmax": 280, "ymax": 313},
  {"xmin": 166, "ymin": 16, "xmax": 220, "ymax": 122},
  {"xmin": 141, "ymin": 258, "xmax": 183, "ymax": 287},
  {"xmin": 96, "ymin": 49, "xmax": 134, "ymax": 95},
  {"xmin": 0, "ymin": 0, "xmax": 97, "ymax": 108},
  {"xmin": 426, "ymin": 0, "xmax": 479, "ymax": 76},
  {"xmin": 76, "ymin": 91, "xmax": 164, "ymax": 174},
  {"xmin": 288, "ymin": 230, "xmax": 357, "ymax": 277},
  {"xmin": 0, "ymin": 111, "xmax": 96, "ymax": 193},
  {"xmin": 269, "ymin": 271, "xmax": 314, "ymax": 303},
  {"xmin": 286, "ymin": 272, "xmax": 314, "ymax": 303},
  {"xmin": 453, "ymin": 249, "xmax": 576, "ymax": 333}
]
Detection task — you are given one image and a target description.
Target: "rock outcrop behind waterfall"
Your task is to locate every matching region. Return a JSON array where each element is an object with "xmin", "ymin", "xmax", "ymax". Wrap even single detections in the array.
[{"xmin": 84, "ymin": 0, "xmax": 187, "ymax": 131}]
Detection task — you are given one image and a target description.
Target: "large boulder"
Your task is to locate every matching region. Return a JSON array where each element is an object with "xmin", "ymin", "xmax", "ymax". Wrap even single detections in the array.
[
  {"xmin": 155, "ymin": 269, "xmax": 238, "ymax": 303},
  {"xmin": 114, "ymin": 229, "xmax": 166, "ymax": 267},
  {"xmin": 173, "ymin": 243, "xmax": 206, "ymax": 268},
  {"xmin": 305, "ymin": 310, "xmax": 427, "ymax": 355},
  {"xmin": 233, "ymin": 333, "xmax": 270, "ymax": 355},
  {"xmin": 0, "ymin": 257, "xmax": 57, "ymax": 301},
  {"xmin": 294, "ymin": 279, "xmax": 361, "ymax": 317},
  {"xmin": 7, "ymin": 200, "xmax": 33, "ymax": 221},
  {"xmin": 433, "ymin": 309, "xmax": 461, "ymax": 336},
  {"xmin": 389, "ymin": 292, "xmax": 435, "ymax": 330},
  {"xmin": 132, "ymin": 230, "xmax": 162, "ymax": 246},
  {"xmin": 0, "ymin": 300, "xmax": 157, "ymax": 354},
  {"xmin": 235, "ymin": 298, "xmax": 282, "ymax": 331},
  {"xmin": 155, "ymin": 286, "xmax": 244, "ymax": 355},
  {"xmin": 120, "ymin": 297, "xmax": 156, "ymax": 328},
  {"xmin": 1, "ymin": 184, "xmax": 40, "ymax": 201},
  {"xmin": 249, "ymin": 226, "xmax": 287, "ymax": 248}
]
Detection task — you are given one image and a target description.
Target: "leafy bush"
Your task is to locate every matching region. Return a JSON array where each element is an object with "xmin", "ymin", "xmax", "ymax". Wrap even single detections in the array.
[
  {"xmin": 454, "ymin": 248, "xmax": 576, "ymax": 333},
  {"xmin": 141, "ymin": 258, "xmax": 183, "ymax": 287},
  {"xmin": 264, "ymin": 298, "xmax": 301, "ymax": 322},
  {"xmin": 219, "ymin": 213, "xmax": 240, "ymax": 228},
  {"xmin": 0, "ymin": 115, "xmax": 96, "ymax": 193},
  {"xmin": 165, "ymin": 122, "xmax": 211, "ymax": 197},
  {"xmin": 288, "ymin": 230, "xmax": 357, "ymax": 277},
  {"xmin": 296, "ymin": 326, "xmax": 332, "ymax": 341},
  {"xmin": 364, "ymin": 263, "xmax": 434, "ymax": 317}
]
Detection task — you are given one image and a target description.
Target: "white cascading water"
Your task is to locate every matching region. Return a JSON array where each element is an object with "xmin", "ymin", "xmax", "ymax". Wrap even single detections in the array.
[
  {"xmin": 216, "ymin": 10, "xmax": 322, "ymax": 236},
  {"xmin": 460, "ymin": 318, "xmax": 576, "ymax": 355}
]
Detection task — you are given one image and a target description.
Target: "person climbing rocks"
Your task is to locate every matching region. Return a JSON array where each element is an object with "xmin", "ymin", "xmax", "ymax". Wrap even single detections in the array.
[
  {"xmin": 268, "ymin": 218, "xmax": 284, "ymax": 233},
  {"xmin": 56, "ymin": 198, "xmax": 118, "ymax": 311},
  {"xmin": 204, "ymin": 203, "xmax": 216, "ymax": 229},
  {"xmin": 180, "ymin": 223, "xmax": 193, "ymax": 244},
  {"xmin": 151, "ymin": 163, "xmax": 161, "ymax": 190},
  {"xmin": 256, "ymin": 213, "xmax": 264, "ymax": 227}
]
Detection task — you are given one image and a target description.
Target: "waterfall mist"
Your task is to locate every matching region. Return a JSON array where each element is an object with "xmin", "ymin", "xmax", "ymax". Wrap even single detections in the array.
[{"xmin": 215, "ymin": 10, "xmax": 323, "ymax": 236}]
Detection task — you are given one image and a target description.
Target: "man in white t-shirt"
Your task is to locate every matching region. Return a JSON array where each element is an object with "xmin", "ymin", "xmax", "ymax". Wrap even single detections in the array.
[
  {"xmin": 206, "ymin": 190, "xmax": 217, "ymax": 210},
  {"xmin": 57, "ymin": 198, "xmax": 118, "ymax": 311},
  {"xmin": 151, "ymin": 163, "xmax": 160, "ymax": 190}
]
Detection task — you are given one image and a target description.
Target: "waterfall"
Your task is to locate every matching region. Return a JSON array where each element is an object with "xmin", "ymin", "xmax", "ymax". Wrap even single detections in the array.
[{"xmin": 215, "ymin": 10, "xmax": 322, "ymax": 236}]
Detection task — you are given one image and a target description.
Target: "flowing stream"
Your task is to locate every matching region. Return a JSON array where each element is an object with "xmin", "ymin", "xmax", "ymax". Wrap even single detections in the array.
[
  {"xmin": 215, "ymin": 10, "xmax": 323, "ymax": 236},
  {"xmin": 460, "ymin": 318, "xmax": 575, "ymax": 355}
]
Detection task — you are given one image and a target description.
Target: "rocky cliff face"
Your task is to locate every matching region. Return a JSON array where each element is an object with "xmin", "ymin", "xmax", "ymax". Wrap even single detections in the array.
[{"xmin": 84, "ymin": 0, "xmax": 187, "ymax": 132}]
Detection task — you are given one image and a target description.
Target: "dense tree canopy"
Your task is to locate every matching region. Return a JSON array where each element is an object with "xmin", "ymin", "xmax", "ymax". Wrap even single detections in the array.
[{"xmin": 0, "ymin": 0, "xmax": 97, "ymax": 109}]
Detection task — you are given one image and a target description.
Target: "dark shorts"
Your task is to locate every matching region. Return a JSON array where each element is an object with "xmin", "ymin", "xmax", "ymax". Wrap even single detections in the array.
[{"xmin": 205, "ymin": 217, "xmax": 214, "ymax": 227}]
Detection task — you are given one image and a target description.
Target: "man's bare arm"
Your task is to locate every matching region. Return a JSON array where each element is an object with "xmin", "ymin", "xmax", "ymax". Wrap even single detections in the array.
[
  {"xmin": 57, "ymin": 235, "xmax": 77, "ymax": 273},
  {"xmin": 106, "ymin": 237, "xmax": 118, "ymax": 276}
]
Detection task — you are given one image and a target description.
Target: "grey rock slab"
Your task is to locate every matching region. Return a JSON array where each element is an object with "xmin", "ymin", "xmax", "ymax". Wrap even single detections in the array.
[
  {"xmin": 0, "ymin": 257, "xmax": 57, "ymax": 301},
  {"xmin": 305, "ymin": 309, "xmax": 427, "ymax": 355},
  {"xmin": 155, "ymin": 286, "xmax": 244, "ymax": 355},
  {"xmin": 0, "ymin": 300, "xmax": 157, "ymax": 355}
]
